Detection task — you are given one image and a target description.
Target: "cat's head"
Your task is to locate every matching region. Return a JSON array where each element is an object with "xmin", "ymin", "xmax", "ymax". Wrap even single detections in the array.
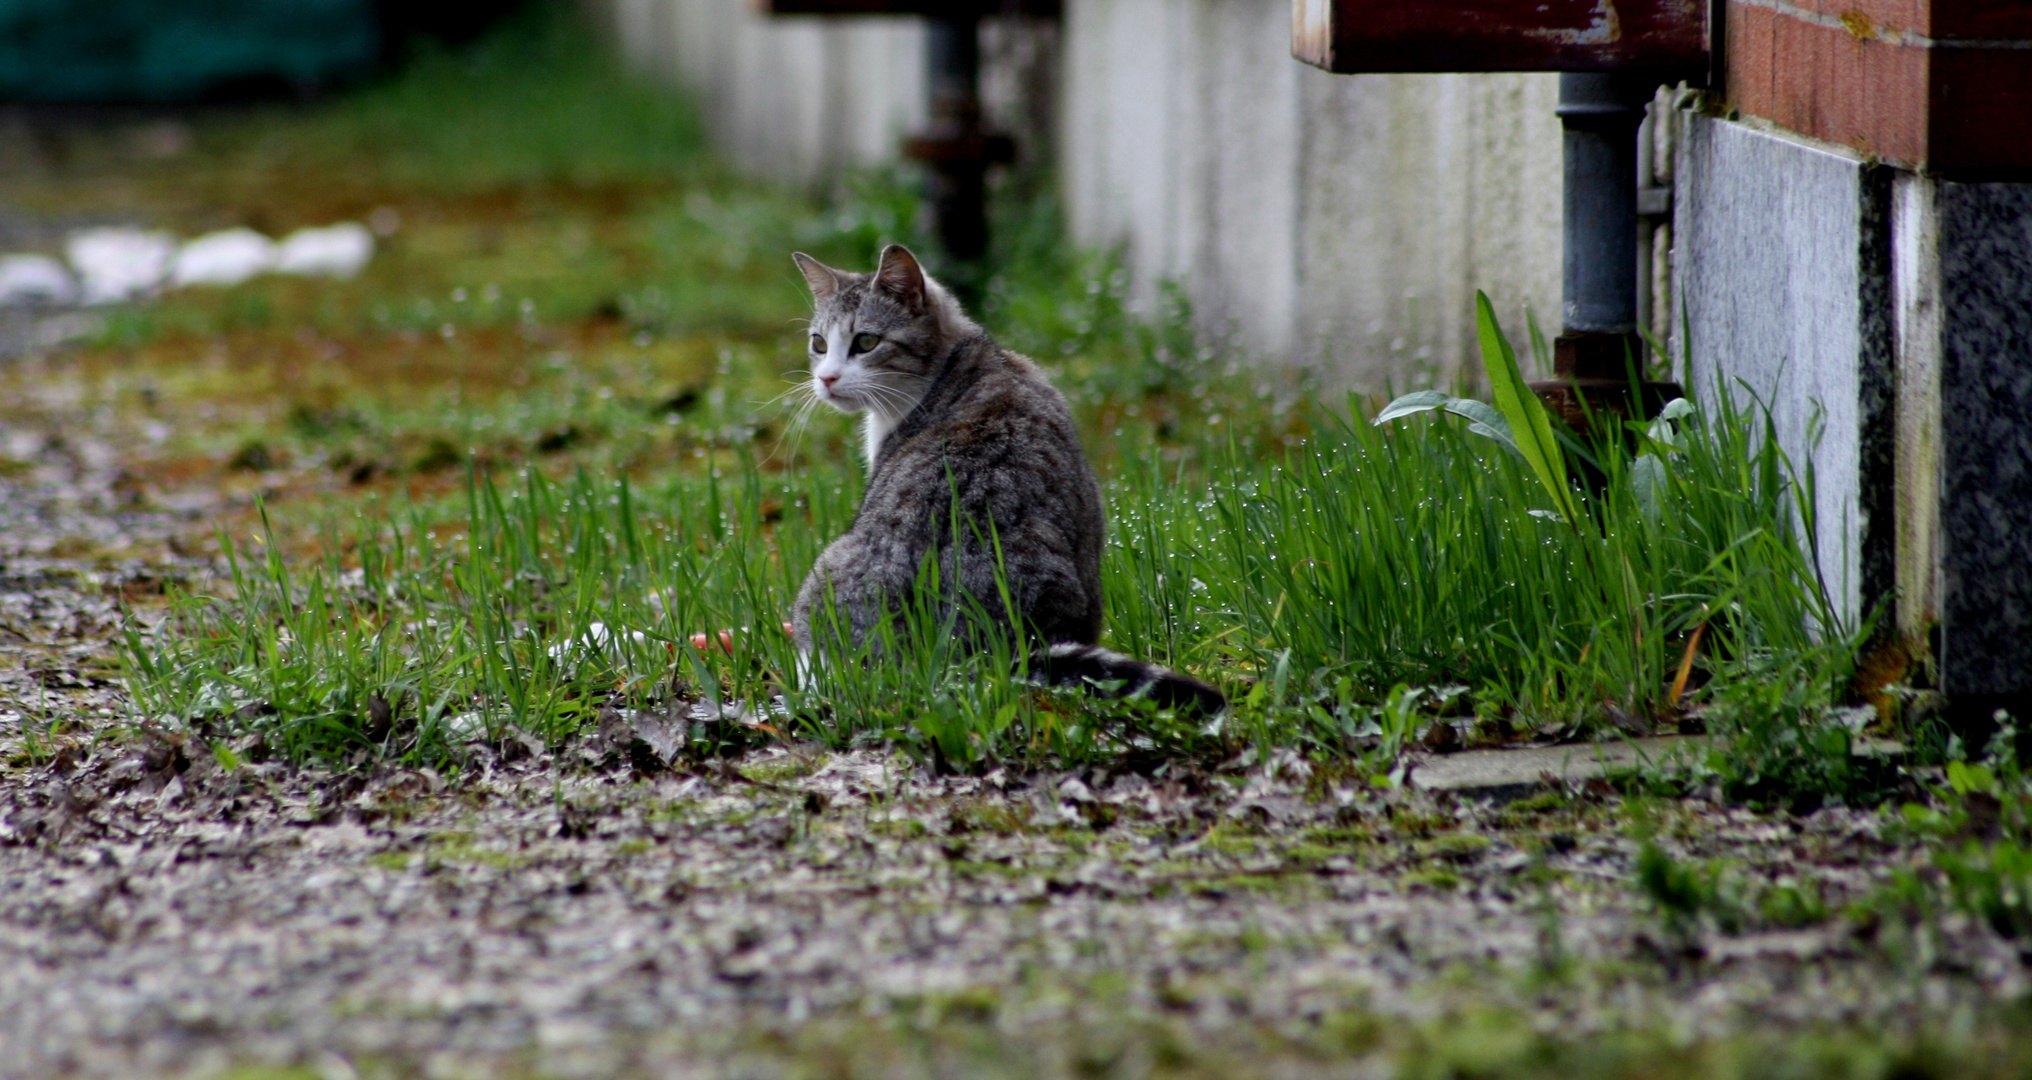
[{"xmin": 791, "ymin": 244, "xmax": 976, "ymax": 420}]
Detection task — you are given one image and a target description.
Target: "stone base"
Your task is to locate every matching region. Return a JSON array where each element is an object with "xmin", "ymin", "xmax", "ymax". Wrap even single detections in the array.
[
  {"xmin": 1900, "ymin": 180, "xmax": 2032, "ymax": 699},
  {"xmin": 1677, "ymin": 111, "xmax": 2032, "ymax": 705}
]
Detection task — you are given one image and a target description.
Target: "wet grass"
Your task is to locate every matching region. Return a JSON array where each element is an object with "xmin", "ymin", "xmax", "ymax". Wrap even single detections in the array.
[
  {"xmin": 0, "ymin": 7, "xmax": 1880, "ymax": 786},
  {"xmin": 115, "ymin": 330, "xmax": 1862, "ymax": 777}
]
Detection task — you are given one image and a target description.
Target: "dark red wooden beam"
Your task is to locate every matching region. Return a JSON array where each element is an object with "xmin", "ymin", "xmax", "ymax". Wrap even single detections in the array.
[
  {"xmin": 760, "ymin": 0, "xmax": 1059, "ymax": 17},
  {"xmin": 1291, "ymin": 0, "xmax": 1708, "ymax": 76}
]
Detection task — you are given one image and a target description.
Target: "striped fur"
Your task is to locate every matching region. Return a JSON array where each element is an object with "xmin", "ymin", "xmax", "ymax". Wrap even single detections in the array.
[{"xmin": 1035, "ymin": 643, "xmax": 1227, "ymax": 717}]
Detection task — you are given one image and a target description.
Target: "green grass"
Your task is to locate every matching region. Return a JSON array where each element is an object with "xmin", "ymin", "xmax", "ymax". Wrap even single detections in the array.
[
  {"xmin": 122, "ymin": 359, "xmax": 1861, "ymax": 774},
  {"xmin": 95, "ymin": 4, "xmax": 1875, "ymax": 786}
]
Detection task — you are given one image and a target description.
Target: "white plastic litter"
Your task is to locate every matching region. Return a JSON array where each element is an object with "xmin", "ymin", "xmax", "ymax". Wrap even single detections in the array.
[
  {"xmin": 170, "ymin": 228, "xmax": 277, "ymax": 288},
  {"xmin": 66, "ymin": 227, "xmax": 176, "ymax": 304},
  {"xmin": 442, "ymin": 711, "xmax": 490, "ymax": 740},
  {"xmin": 0, "ymin": 255, "xmax": 78, "ymax": 305},
  {"xmin": 547, "ymin": 622, "xmax": 651, "ymax": 676},
  {"xmin": 274, "ymin": 222, "xmax": 374, "ymax": 278}
]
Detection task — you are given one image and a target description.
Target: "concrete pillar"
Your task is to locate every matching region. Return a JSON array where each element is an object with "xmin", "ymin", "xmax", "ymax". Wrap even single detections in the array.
[
  {"xmin": 1680, "ymin": 0, "xmax": 2032, "ymax": 716},
  {"xmin": 1678, "ymin": 111, "xmax": 2032, "ymax": 716}
]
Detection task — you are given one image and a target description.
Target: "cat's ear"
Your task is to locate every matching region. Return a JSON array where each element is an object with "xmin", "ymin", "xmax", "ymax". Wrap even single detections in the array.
[
  {"xmin": 792, "ymin": 252, "xmax": 841, "ymax": 304},
  {"xmin": 873, "ymin": 244, "xmax": 926, "ymax": 312}
]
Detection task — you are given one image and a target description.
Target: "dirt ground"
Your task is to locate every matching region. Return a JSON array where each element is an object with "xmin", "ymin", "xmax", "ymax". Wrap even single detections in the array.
[{"xmin": 1, "ymin": 423, "xmax": 2028, "ymax": 1079}]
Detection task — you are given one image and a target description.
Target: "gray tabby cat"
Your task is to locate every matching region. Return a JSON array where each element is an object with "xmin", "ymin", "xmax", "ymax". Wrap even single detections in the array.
[{"xmin": 789, "ymin": 244, "xmax": 1224, "ymax": 715}]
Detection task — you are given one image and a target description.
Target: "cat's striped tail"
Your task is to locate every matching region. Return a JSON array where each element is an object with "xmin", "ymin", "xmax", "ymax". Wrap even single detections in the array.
[{"xmin": 1033, "ymin": 642, "xmax": 1226, "ymax": 717}]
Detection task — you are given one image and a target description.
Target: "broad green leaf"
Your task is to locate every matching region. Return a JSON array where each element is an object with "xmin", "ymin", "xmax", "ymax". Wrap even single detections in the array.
[
  {"xmin": 1442, "ymin": 398, "xmax": 1511, "ymax": 437},
  {"xmin": 1632, "ymin": 453, "xmax": 1667, "ymax": 520},
  {"xmin": 1447, "ymin": 399, "xmax": 1525, "ymax": 459},
  {"xmin": 1373, "ymin": 390, "xmax": 1451, "ymax": 424},
  {"xmin": 1374, "ymin": 392, "xmax": 1524, "ymax": 460},
  {"xmin": 1948, "ymin": 760, "xmax": 1997, "ymax": 796},
  {"xmin": 1465, "ymin": 421, "xmax": 1524, "ymax": 459},
  {"xmin": 1476, "ymin": 291, "xmax": 1575, "ymax": 522}
]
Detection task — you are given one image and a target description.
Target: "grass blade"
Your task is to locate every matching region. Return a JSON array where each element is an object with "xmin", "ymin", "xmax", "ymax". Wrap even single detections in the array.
[{"xmin": 1476, "ymin": 290, "xmax": 1574, "ymax": 522}]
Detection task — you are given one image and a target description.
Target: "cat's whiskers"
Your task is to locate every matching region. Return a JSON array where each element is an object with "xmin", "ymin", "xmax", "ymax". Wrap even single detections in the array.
[
  {"xmin": 862, "ymin": 382, "xmax": 920, "ymax": 425},
  {"xmin": 774, "ymin": 398, "xmax": 825, "ymax": 467},
  {"xmin": 759, "ymin": 373, "xmax": 815, "ymax": 410},
  {"xmin": 760, "ymin": 375, "xmax": 827, "ymax": 468},
  {"xmin": 875, "ymin": 368, "xmax": 930, "ymax": 400}
]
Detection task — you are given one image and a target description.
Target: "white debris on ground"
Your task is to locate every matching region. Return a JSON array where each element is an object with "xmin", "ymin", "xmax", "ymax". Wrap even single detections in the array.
[
  {"xmin": 1, "ymin": 221, "xmax": 375, "ymax": 308},
  {"xmin": 64, "ymin": 227, "xmax": 176, "ymax": 304},
  {"xmin": 0, "ymin": 254, "xmax": 78, "ymax": 305},
  {"xmin": 167, "ymin": 227, "xmax": 277, "ymax": 288},
  {"xmin": 546, "ymin": 621, "xmax": 654, "ymax": 674},
  {"xmin": 274, "ymin": 222, "xmax": 375, "ymax": 278}
]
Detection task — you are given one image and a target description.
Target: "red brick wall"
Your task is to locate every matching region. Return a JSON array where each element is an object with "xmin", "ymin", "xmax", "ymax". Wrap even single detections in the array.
[{"xmin": 1724, "ymin": 0, "xmax": 2032, "ymax": 175}]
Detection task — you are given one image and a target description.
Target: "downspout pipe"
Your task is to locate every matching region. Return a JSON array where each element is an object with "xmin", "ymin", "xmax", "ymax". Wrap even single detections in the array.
[
  {"xmin": 923, "ymin": 13, "xmax": 989, "ymax": 261},
  {"xmin": 1556, "ymin": 72, "xmax": 1656, "ymax": 367},
  {"xmin": 1533, "ymin": 71, "xmax": 1682, "ymax": 437}
]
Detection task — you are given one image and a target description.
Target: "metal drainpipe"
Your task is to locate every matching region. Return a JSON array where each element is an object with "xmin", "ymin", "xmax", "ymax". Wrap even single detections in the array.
[
  {"xmin": 1559, "ymin": 73, "xmax": 1649, "ymax": 346},
  {"xmin": 921, "ymin": 13, "xmax": 990, "ymax": 261},
  {"xmin": 1534, "ymin": 72, "xmax": 1681, "ymax": 432}
]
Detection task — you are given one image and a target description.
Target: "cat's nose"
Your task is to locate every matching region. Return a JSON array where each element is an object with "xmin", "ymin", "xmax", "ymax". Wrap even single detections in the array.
[{"xmin": 818, "ymin": 374, "xmax": 839, "ymax": 389}]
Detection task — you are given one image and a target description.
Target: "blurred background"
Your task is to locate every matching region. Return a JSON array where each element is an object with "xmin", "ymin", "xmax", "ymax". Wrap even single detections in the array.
[
  {"xmin": 0, "ymin": 0, "xmax": 1591, "ymax": 550},
  {"xmin": 0, "ymin": 0, "xmax": 1601, "ymax": 385},
  {"xmin": 0, "ymin": 0, "xmax": 524, "ymax": 103},
  {"xmin": 596, "ymin": 0, "xmax": 1586, "ymax": 388}
]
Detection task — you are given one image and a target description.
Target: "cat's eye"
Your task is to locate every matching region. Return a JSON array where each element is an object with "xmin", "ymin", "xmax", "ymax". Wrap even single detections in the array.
[
  {"xmin": 809, "ymin": 334, "xmax": 826, "ymax": 354},
  {"xmin": 851, "ymin": 332, "xmax": 880, "ymax": 354}
]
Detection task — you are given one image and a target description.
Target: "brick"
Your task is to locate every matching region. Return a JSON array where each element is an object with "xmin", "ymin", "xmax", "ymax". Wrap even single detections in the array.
[{"xmin": 1727, "ymin": 0, "xmax": 2032, "ymax": 173}]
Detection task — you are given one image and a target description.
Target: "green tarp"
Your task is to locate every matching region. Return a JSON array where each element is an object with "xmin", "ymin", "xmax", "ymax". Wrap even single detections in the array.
[{"xmin": 0, "ymin": 0, "xmax": 378, "ymax": 103}]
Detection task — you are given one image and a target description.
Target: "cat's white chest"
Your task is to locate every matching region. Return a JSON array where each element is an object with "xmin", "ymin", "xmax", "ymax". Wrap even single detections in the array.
[{"xmin": 861, "ymin": 410, "xmax": 897, "ymax": 472}]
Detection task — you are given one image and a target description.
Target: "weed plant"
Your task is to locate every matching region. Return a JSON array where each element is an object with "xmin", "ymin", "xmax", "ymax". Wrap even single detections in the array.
[
  {"xmin": 1632, "ymin": 711, "xmax": 2032, "ymax": 949},
  {"xmin": 1867, "ymin": 716, "xmax": 2032, "ymax": 940}
]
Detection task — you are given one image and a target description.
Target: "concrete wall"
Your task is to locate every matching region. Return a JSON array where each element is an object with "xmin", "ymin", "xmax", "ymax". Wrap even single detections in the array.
[
  {"xmin": 607, "ymin": 0, "xmax": 929, "ymax": 187},
  {"xmin": 598, "ymin": 0, "xmax": 1567, "ymax": 390},
  {"xmin": 1060, "ymin": 0, "xmax": 1562, "ymax": 389},
  {"xmin": 1673, "ymin": 115, "xmax": 1893, "ymax": 626}
]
